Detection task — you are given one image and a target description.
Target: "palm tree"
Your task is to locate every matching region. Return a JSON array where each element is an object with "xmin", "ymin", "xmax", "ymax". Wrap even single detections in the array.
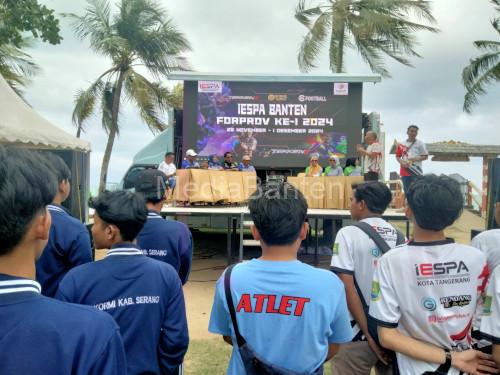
[
  {"xmin": 0, "ymin": 40, "xmax": 39, "ymax": 96},
  {"xmin": 69, "ymin": 0, "xmax": 191, "ymax": 192},
  {"xmin": 462, "ymin": 0, "xmax": 500, "ymax": 113},
  {"xmin": 295, "ymin": 0, "xmax": 439, "ymax": 77}
]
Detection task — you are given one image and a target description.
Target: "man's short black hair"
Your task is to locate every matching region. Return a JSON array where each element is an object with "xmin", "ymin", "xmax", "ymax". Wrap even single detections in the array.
[
  {"xmin": 224, "ymin": 151, "xmax": 232, "ymax": 157},
  {"xmin": 0, "ymin": 147, "xmax": 57, "ymax": 256},
  {"xmin": 165, "ymin": 152, "xmax": 174, "ymax": 158},
  {"xmin": 135, "ymin": 169, "xmax": 167, "ymax": 204},
  {"xmin": 248, "ymin": 182, "xmax": 307, "ymax": 246},
  {"xmin": 353, "ymin": 182, "xmax": 392, "ymax": 214},
  {"xmin": 406, "ymin": 174, "xmax": 463, "ymax": 231},
  {"xmin": 91, "ymin": 191, "xmax": 147, "ymax": 241},
  {"xmin": 44, "ymin": 153, "xmax": 71, "ymax": 183},
  {"xmin": 408, "ymin": 124, "xmax": 419, "ymax": 131}
]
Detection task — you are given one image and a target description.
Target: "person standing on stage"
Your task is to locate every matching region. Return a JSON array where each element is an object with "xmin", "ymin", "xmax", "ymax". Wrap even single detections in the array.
[
  {"xmin": 36, "ymin": 153, "xmax": 92, "ymax": 297},
  {"xmin": 396, "ymin": 125, "xmax": 428, "ymax": 193},
  {"xmin": 357, "ymin": 131, "xmax": 382, "ymax": 181}
]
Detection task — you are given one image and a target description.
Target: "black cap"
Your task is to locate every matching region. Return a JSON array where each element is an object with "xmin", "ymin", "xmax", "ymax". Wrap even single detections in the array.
[{"xmin": 134, "ymin": 169, "xmax": 167, "ymax": 198}]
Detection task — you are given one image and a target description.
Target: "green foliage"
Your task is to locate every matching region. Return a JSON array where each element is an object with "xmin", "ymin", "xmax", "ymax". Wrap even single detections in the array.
[
  {"xmin": 295, "ymin": 0, "xmax": 439, "ymax": 77},
  {"xmin": 0, "ymin": 0, "xmax": 62, "ymax": 47},
  {"xmin": 0, "ymin": 39, "xmax": 39, "ymax": 95},
  {"xmin": 69, "ymin": 0, "xmax": 191, "ymax": 191},
  {"xmin": 462, "ymin": 0, "xmax": 500, "ymax": 113}
]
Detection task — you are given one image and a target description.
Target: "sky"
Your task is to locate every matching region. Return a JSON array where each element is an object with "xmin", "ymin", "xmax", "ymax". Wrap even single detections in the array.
[{"xmin": 25, "ymin": 0, "xmax": 500, "ymax": 190}]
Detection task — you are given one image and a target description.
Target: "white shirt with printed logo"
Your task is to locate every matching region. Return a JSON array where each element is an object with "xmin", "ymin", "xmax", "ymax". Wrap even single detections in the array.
[
  {"xmin": 369, "ymin": 240, "xmax": 488, "ymax": 375},
  {"xmin": 480, "ymin": 264, "xmax": 500, "ymax": 344},
  {"xmin": 330, "ymin": 217, "xmax": 399, "ymax": 339},
  {"xmin": 363, "ymin": 142, "xmax": 382, "ymax": 174}
]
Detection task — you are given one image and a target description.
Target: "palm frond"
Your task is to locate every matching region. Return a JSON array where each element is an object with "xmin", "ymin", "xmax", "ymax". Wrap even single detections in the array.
[
  {"xmin": 124, "ymin": 70, "xmax": 168, "ymax": 133},
  {"xmin": 0, "ymin": 43, "xmax": 40, "ymax": 89},
  {"xmin": 72, "ymin": 78, "xmax": 106, "ymax": 133},
  {"xmin": 298, "ymin": 12, "xmax": 331, "ymax": 72},
  {"xmin": 473, "ymin": 40, "xmax": 500, "ymax": 52},
  {"xmin": 295, "ymin": 0, "xmax": 324, "ymax": 29},
  {"xmin": 462, "ymin": 51, "xmax": 500, "ymax": 112}
]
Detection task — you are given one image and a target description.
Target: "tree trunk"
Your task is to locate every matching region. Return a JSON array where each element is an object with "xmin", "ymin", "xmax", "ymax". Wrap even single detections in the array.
[
  {"xmin": 98, "ymin": 70, "xmax": 126, "ymax": 193},
  {"xmin": 76, "ymin": 125, "xmax": 82, "ymax": 138},
  {"xmin": 336, "ymin": 22, "xmax": 345, "ymax": 73}
]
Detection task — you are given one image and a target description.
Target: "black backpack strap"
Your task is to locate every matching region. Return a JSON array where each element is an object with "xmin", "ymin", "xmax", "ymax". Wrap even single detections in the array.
[
  {"xmin": 351, "ymin": 222, "xmax": 391, "ymax": 254},
  {"xmin": 395, "ymin": 229, "xmax": 406, "ymax": 246},
  {"xmin": 223, "ymin": 264, "xmax": 246, "ymax": 347}
]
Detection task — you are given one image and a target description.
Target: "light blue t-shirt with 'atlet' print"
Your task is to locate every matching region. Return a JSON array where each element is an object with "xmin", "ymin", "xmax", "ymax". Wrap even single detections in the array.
[{"xmin": 209, "ymin": 259, "xmax": 352, "ymax": 374}]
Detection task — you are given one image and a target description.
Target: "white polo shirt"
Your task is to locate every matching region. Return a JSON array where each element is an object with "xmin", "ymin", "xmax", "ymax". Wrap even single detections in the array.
[{"xmin": 369, "ymin": 239, "xmax": 488, "ymax": 375}]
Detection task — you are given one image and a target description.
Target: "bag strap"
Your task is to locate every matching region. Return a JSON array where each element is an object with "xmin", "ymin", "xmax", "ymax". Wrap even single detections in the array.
[
  {"xmin": 224, "ymin": 264, "xmax": 246, "ymax": 347},
  {"xmin": 351, "ymin": 222, "xmax": 391, "ymax": 254}
]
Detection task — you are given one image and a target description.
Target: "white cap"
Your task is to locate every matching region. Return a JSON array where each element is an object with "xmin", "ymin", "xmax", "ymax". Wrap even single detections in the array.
[{"xmin": 186, "ymin": 149, "xmax": 197, "ymax": 157}]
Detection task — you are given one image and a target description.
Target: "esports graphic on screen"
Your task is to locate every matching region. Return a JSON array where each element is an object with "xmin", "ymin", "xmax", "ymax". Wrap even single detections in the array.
[{"xmin": 183, "ymin": 80, "xmax": 362, "ymax": 168}]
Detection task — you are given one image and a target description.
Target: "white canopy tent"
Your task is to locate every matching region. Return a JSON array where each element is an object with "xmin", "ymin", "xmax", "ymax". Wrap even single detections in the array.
[
  {"xmin": 0, "ymin": 75, "xmax": 90, "ymax": 151},
  {"xmin": 0, "ymin": 75, "xmax": 91, "ymax": 221}
]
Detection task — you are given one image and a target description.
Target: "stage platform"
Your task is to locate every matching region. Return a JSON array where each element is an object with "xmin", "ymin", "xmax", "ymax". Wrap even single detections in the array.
[{"xmin": 161, "ymin": 205, "xmax": 408, "ymax": 265}]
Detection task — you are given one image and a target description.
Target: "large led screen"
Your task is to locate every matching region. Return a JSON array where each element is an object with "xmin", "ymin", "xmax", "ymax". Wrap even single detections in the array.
[{"xmin": 183, "ymin": 80, "xmax": 362, "ymax": 168}]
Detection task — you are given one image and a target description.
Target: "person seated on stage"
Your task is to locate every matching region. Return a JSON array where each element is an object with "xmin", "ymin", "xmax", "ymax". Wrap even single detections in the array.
[
  {"xmin": 223, "ymin": 151, "xmax": 239, "ymax": 170},
  {"xmin": 56, "ymin": 190, "xmax": 189, "ymax": 375},
  {"xmin": 344, "ymin": 157, "xmax": 362, "ymax": 176},
  {"xmin": 36, "ymin": 153, "xmax": 92, "ymax": 298},
  {"xmin": 200, "ymin": 160, "xmax": 209, "ymax": 169},
  {"xmin": 181, "ymin": 149, "xmax": 200, "ymax": 169},
  {"xmin": 208, "ymin": 182, "xmax": 352, "ymax": 374},
  {"xmin": 305, "ymin": 154, "xmax": 323, "ymax": 176},
  {"xmin": 238, "ymin": 155, "xmax": 256, "ymax": 172},
  {"xmin": 369, "ymin": 175, "xmax": 497, "ymax": 375},
  {"xmin": 208, "ymin": 154, "xmax": 223, "ymax": 170},
  {"xmin": 323, "ymin": 155, "xmax": 343, "ymax": 176},
  {"xmin": 0, "ymin": 147, "xmax": 126, "ymax": 375},
  {"xmin": 157, "ymin": 151, "xmax": 177, "ymax": 190},
  {"xmin": 135, "ymin": 169, "xmax": 193, "ymax": 285}
]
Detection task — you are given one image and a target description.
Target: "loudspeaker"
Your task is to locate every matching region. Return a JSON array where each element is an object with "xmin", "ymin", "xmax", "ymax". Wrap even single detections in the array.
[{"xmin": 487, "ymin": 158, "xmax": 500, "ymax": 229}]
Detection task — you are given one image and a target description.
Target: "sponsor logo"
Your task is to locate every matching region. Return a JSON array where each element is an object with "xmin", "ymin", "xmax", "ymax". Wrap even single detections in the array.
[
  {"xmin": 440, "ymin": 295, "xmax": 471, "ymax": 308},
  {"xmin": 229, "ymin": 95, "xmax": 260, "ymax": 100},
  {"xmin": 268, "ymin": 94, "xmax": 287, "ymax": 101},
  {"xmin": 422, "ymin": 297, "xmax": 437, "ymax": 311},
  {"xmin": 333, "ymin": 82, "xmax": 349, "ymax": 96},
  {"xmin": 428, "ymin": 313, "xmax": 470, "ymax": 324},
  {"xmin": 198, "ymin": 81, "xmax": 222, "ymax": 93},
  {"xmin": 370, "ymin": 247, "xmax": 382, "ymax": 257},
  {"xmin": 483, "ymin": 295, "xmax": 492, "ymax": 316},
  {"xmin": 415, "ymin": 261, "xmax": 471, "ymax": 287},
  {"xmin": 332, "ymin": 243, "xmax": 339, "ymax": 256},
  {"xmin": 298, "ymin": 94, "xmax": 327, "ymax": 102},
  {"xmin": 371, "ymin": 281, "xmax": 381, "ymax": 301}
]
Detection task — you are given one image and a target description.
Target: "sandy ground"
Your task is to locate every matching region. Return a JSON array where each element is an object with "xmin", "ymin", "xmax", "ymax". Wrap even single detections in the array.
[{"xmin": 96, "ymin": 210, "xmax": 486, "ymax": 341}]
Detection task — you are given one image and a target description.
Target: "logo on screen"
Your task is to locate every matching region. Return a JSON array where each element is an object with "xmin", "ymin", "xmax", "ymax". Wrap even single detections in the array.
[
  {"xmin": 198, "ymin": 81, "xmax": 223, "ymax": 93},
  {"xmin": 298, "ymin": 95, "xmax": 327, "ymax": 102},
  {"xmin": 333, "ymin": 83, "xmax": 349, "ymax": 96},
  {"xmin": 268, "ymin": 94, "xmax": 287, "ymax": 101}
]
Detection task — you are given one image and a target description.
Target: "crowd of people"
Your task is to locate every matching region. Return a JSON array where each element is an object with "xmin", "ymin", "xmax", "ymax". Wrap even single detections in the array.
[
  {"xmin": 1, "ymin": 144, "xmax": 499, "ymax": 375},
  {"xmin": 179, "ymin": 148, "xmax": 255, "ymax": 172},
  {"xmin": 305, "ymin": 155, "xmax": 362, "ymax": 177}
]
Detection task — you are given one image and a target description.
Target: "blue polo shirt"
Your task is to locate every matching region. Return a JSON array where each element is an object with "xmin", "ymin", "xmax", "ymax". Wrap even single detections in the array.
[
  {"xmin": 137, "ymin": 210, "xmax": 193, "ymax": 284},
  {"xmin": 181, "ymin": 159, "xmax": 200, "ymax": 169},
  {"xmin": 0, "ymin": 274, "xmax": 126, "ymax": 375},
  {"xmin": 209, "ymin": 259, "xmax": 352, "ymax": 374},
  {"xmin": 56, "ymin": 244, "xmax": 189, "ymax": 375},
  {"xmin": 36, "ymin": 204, "xmax": 92, "ymax": 297}
]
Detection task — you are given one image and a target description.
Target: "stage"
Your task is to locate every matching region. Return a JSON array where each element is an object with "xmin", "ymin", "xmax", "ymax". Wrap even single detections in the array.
[{"xmin": 161, "ymin": 205, "xmax": 408, "ymax": 264}]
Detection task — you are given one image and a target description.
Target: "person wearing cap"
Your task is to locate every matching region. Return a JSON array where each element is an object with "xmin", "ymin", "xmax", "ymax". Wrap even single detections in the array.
[
  {"xmin": 223, "ymin": 151, "xmax": 239, "ymax": 170},
  {"xmin": 56, "ymin": 190, "xmax": 189, "ymax": 375},
  {"xmin": 181, "ymin": 149, "xmax": 200, "ymax": 169},
  {"xmin": 0, "ymin": 147, "xmax": 127, "ymax": 375},
  {"xmin": 135, "ymin": 169, "xmax": 193, "ymax": 285},
  {"xmin": 305, "ymin": 154, "xmax": 323, "ymax": 177},
  {"xmin": 323, "ymin": 155, "xmax": 343, "ymax": 176},
  {"xmin": 238, "ymin": 155, "xmax": 256, "ymax": 172}
]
